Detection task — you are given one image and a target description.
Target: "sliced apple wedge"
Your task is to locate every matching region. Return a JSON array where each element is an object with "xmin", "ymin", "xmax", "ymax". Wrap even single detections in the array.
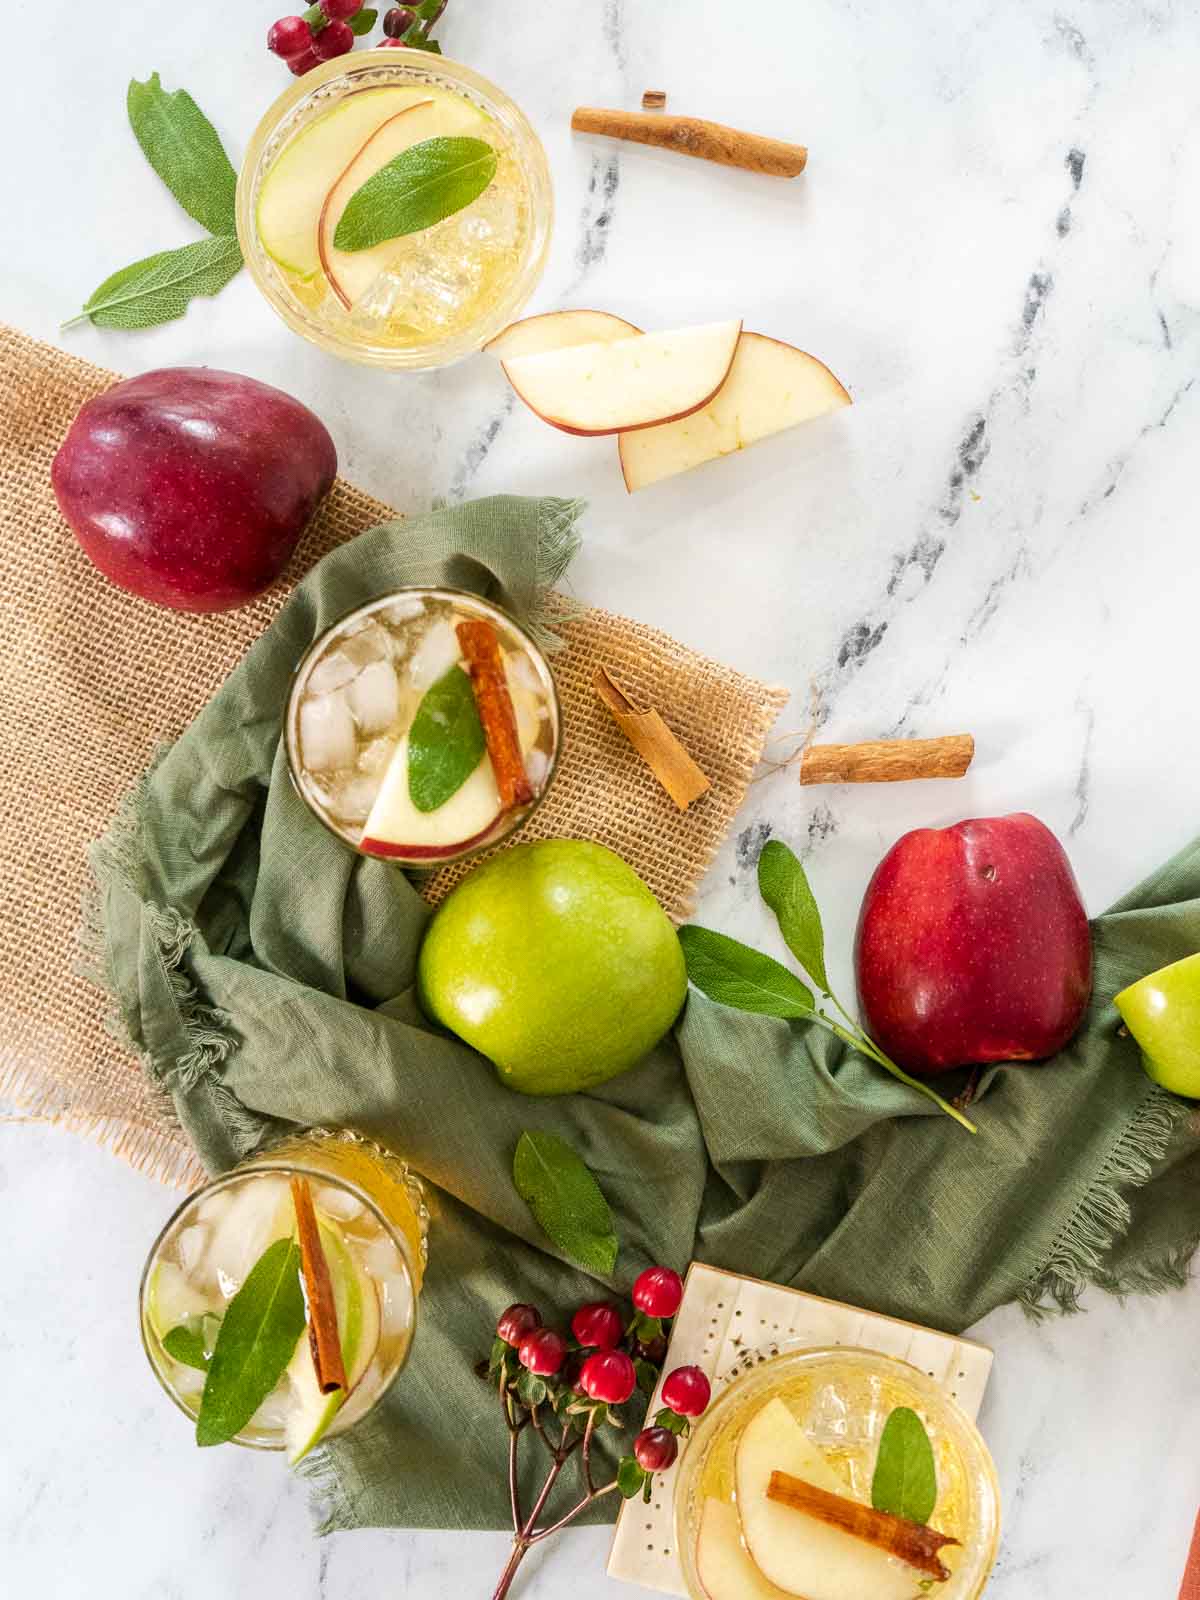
[
  {"xmin": 484, "ymin": 309, "xmax": 642, "ymax": 359},
  {"xmin": 734, "ymin": 1398, "xmax": 918, "ymax": 1600},
  {"xmin": 256, "ymin": 86, "xmax": 433, "ymax": 280},
  {"xmin": 361, "ymin": 733, "xmax": 503, "ymax": 859},
  {"xmin": 619, "ymin": 332, "xmax": 851, "ymax": 490},
  {"xmin": 502, "ymin": 319, "xmax": 743, "ymax": 436},
  {"xmin": 695, "ymin": 1499, "xmax": 795, "ymax": 1600}
]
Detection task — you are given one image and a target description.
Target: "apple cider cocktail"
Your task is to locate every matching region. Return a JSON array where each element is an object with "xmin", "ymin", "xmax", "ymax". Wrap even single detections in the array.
[
  {"xmin": 237, "ymin": 50, "xmax": 552, "ymax": 367},
  {"xmin": 141, "ymin": 1128, "xmax": 428, "ymax": 1463},
  {"xmin": 674, "ymin": 1347, "xmax": 1000, "ymax": 1600},
  {"xmin": 285, "ymin": 587, "xmax": 560, "ymax": 864}
]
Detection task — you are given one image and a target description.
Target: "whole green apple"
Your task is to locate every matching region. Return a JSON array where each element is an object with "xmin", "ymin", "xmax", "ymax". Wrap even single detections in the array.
[
  {"xmin": 1114, "ymin": 952, "xmax": 1200, "ymax": 1097},
  {"xmin": 417, "ymin": 839, "xmax": 687, "ymax": 1095}
]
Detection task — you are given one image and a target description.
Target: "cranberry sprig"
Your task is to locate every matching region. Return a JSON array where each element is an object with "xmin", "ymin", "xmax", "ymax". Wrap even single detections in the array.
[
  {"xmin": 267, "ymin": 0, "xmax": 449, "ymax": 77},
  {"xmin": 482, "ymin": 1266, "xmax": 709, "ymax": 1599}
]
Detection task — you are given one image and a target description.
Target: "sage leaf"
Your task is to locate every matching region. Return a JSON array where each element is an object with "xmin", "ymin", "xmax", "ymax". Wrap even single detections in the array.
[
  {"xmin": 757, "ymin": 839, "xmax": 829, "ymax": 992},
  {"xmin": 512, "ymin": 1131, "xmax": 619, "ymax": 1277},
  {"xmin": 678, "ymin": 925, "xmax": 815, "ymax": 1018},
  {"xmin": 634, "ymin": 1358, "xmax": 659, "ymax": 1397},
  {"xmin": 334, "ymin": 136, "xmax": 498, "ymax": 252},
  {"xmin": 408, "ymin": 664, "xmax": 487, "ymax": 813},
  {"xmin": 127, "ymin": 73, "xmax": 238, "ymax": 237},
  {"xmin": 195, "ymin": 1237, "xmax": 306, "ymax": 1448},
  {"xmin": 617, "ymin": 1456, "xmax": 647, "ymax": 1499},
  {"xmin": 163, "ymin": 1322, "xmax": 210, "ymax": 1372},
  {"xmin": 871, "ymin": 1406, "xmax": 937, "ymax": 1524},
  {"xmin": 349, "ymin": 7, "xmax": 378, "ymax": 33},
  {"xmin": 64, "ymin": 235, "xmax": 244, "ymax": 332}
]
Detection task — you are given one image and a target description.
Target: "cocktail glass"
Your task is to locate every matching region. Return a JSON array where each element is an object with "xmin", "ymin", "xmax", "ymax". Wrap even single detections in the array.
[
  {"xmin": 236, "ymin": 49, "xmax": 552, "ymax": 369},
  {"xmin": 140, "ymin": 1126, "xmax": 428, "ymax": 1457}
]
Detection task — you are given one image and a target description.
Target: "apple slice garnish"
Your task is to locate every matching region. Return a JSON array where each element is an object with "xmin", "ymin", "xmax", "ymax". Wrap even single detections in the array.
[
  {"xmin": 734, "ymin": 1398, "xmax": 919, "ymax": 1600},
  {"xmin": 501, "ymin": 319, "xmax": 743, "ymax": 436},
  {"xmin": 483, "ymin": 309, "xmax": 642, "ymax": 360},
  {"xmin": 256, "ymin": 86, "xmax": 430, "ymax": 280},
  {"xmin": 360, "ymin": 732, "xmax": 505, "ymax": 859},
  {"xmin": 619, "ymin": 332, "xmax": 851, "ymax": 490},
  {"xmin": 695, "ymin": 1499, "xmax": 795, "ymax": 1600}
]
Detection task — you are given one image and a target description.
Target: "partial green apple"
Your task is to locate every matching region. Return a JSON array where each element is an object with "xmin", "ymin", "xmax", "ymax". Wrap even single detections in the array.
[
  {"xmin": 417, "ymin": 839, "xmax": 687, "ymax": 1095},
  {"xmin": 1114, "ymin": 952, "xmax": 1200, "ymax": 1097}
]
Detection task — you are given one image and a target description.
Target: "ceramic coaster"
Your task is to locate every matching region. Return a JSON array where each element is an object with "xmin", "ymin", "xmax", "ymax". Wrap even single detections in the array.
[{"xmin": 606, "ymin": 1262, "xmax": 994, "ymax": 1595}]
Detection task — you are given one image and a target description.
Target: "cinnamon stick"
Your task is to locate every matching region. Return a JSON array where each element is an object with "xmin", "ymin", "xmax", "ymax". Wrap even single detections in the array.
[
  {"xmin": 456, "ymin": 620, "xmax": 534, "ymax": 808},
  {"xmin": 594, "ymin": 666, "xmax": 711, "ymax": 811},
  {"xmin": 800, "ymin": 734, "xmax": 974, "ymax": 785},
  {"xmin": 290, "ymin": 1176, "xmax": 347, "ymax": 1396},
  {"xmin": 571, "ymin": 107, "xmax": 807, "ymax": 177},
  {"xmin": 766, "ymin": 1471, "xmax": 959, "ymax": 1580},
  {"xmin": 641, "ymin": 89, "xmax": 668, "ymax": 111}
]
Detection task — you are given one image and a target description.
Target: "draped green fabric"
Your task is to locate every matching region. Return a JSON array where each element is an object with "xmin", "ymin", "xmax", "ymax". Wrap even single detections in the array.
[{"xmin": 89, "ymin": 495, "xmax": 1200, "ymax": 1532}]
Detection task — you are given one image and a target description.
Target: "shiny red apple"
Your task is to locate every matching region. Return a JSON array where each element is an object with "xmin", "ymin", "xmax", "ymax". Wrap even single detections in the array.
[
  {"xmin": 854, "ymin": 812, "xmax": 1092, "ymax": 1076},
  {"xmin": 51, "ymin": 367, "xmax": 337, "ymax": 612}
]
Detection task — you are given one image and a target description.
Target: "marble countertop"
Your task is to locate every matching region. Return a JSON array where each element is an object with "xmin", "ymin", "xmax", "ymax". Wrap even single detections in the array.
[{"xmin": 5, "ymin": 0, "xmax": 1200, "ymax": 1595}]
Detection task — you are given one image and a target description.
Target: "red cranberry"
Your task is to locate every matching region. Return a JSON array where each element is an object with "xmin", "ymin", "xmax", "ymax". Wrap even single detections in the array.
[
  {"xmin": 661, "ymin": 1365, "xmax": 710, "ymax": 1417},
  {"xmin": 634, "ymin": 1333, "xmax": 668, "ymax": 1365},
  {"xmin": 632, "ymin": 1266, "xmax": 684, "ymax": 1320},
  {"xmin": 312, "ymin": 17, "xmax": 355, "ymax": 58},
  {"xmin": 496, "ymin": 1303, "xmax": 541, "ymax": 1346},
  {"xmin": 571, "ymin": 1301, "xmax": 624, "ymax": 1350},
  {"xmin": 383, "ymin": 5, "xmax": 417, "ymax": 34},
  {"xmin": 518, "ymin": 1328, "xmax": 567, "ymax": 1377},
  {"xmin": 320, "ymin": 0, "xmax": 362, "ymax": 18},
  {"xmin": 286, "ymin": 44, "xmax": 321, "ymax": 73},
  {"xmin": 579, "ymin": 1349, "xmax": 637, "ymax": 1405},
  {"xmin": 634, "ymin": 1426, "xmax": 679, "ymax": 1472},
  {"xmin": 267, "ymin": 15, "xmax": 312, "ymax": 58}
]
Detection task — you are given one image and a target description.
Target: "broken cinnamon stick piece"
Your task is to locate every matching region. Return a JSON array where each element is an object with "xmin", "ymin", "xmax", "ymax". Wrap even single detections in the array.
[
  {"xmin": 594, "ymin": 666, "xmax": 711, "ymax": 811},
  {"xmin": 800, "ymin": 734, "xmax": 974, "ymax": 785},
  {"xmin": 571, "ymin": 107, "xmax": 807, "ymax": 178},
  {"xmin": 456, "ymin": 620, "xmax": 534, "ymax": 809},
  {"xmin": 291, "ymin": 1176, "xmax": 347, "ymax": 1396},
  {"xmin": 641, "ymin": 89, "xmax": 668, "ymax": 110},
  {"xmin": 766, "ymin": 1471, "xmax": 960, "ymax": 1580}
]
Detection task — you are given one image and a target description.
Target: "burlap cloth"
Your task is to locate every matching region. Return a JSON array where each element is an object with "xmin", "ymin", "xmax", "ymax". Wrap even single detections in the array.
[{"xmin": 0, "ymin": 323, "xmax": 788, "ymax": 1187}]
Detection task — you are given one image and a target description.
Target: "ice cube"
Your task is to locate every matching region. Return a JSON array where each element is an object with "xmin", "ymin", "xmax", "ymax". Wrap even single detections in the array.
[
  {"xmin": 299, "ymin": 690, "xmax": 357, "ymax": 772},
  {"xmin": 525, "ymin": 748, "xmax": 550, "ymax": 789},
  {"xmin": 363, "ymin": 1236, "xmax": 401, "ymax": 1281},
  {"xmin": 249, "ymin": 1385, "xmax": 293, "ymax": 1432},
  {"xmin": 379, "ymin": 1275, "xmax": 414, "ymax": 1339},
  {"xmin": 206, "ymin": 1176, "xmax": 291, "ymax": 1296},
  {"xmin": 381, "ymin": 595, "xmax": 426, "ymax": 627},
  {"xmin": 358, "ymin": 735, "xmax": 399, "ymax": 777},
  {"xmin": 306, "ymin": 649, "xmax": 358, "ymax": 695},
  {"xmin": 356, "ymin": 248, "xmax": 483, "ymax": 337},
  {"xmin": 329, "ymin": 772, "xmax": 385, "ymax": 826},
  {"xmin": 504, "ymin": 650, "xmax": 542, "ymax": 698},
  {"xmin": 408, "ymin": 618, "xmax": 461, "ymax": 691},
  {"xmin": 175, "ymin": 1223, "xmax": 209, "ymax": 1277},
  {"xmin": 315, "ymin": 1185, "xmax": 364, "ymax": 1222},
  {"xmin": 342, "ymin": 623, "xmax": 395, "ymax": 671},
  {"xmin": 348, "ymin": 659, "xmax": 401, "ymax": 735},
  {"xmin": 458, "ymin": 186, "xmax": 521, "ymax": 252}
]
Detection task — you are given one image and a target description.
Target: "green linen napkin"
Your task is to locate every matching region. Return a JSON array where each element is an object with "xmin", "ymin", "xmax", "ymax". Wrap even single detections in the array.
[{"xmin": 89, "ymin": 493, "xmax": 1200, "ymax": 1533}]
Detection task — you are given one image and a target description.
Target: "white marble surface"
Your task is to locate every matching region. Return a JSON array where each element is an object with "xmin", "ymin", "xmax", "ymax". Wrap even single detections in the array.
[{"xmin": 4, "ymin": 0, "xmax": 1200, "ymax": 1594}]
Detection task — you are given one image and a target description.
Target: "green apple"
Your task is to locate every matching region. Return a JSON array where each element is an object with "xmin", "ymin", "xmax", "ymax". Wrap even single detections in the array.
[
  {"xmin": 1115, "ymin": 952, "xmax": 1200, "ymax": 1097},
  {"xmin": 417, "ymin": 839, "xmax": 687, "ymax": 1095}
]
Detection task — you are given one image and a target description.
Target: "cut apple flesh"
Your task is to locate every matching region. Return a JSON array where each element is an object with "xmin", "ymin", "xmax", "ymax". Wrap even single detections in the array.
[
  {"xmin": 484, "ymin": 308, "xmax": 642, "ymax": 359},
  {"xmin": 502, "ymin": 318, "xmax": 743, "ymax": 436},
  {"xmin": 256, "ymin": 86, "xmax": 434, "ymax": 279},
  {"xmin": 619, "ymin": 332, "xmax": 851, "ymax": 490},
  {"xmin": 317, "ymin": 93, "xmax": 492, "ymax": 310},
  {"xmin": 696, "ymin": 1499, "xmax": 797, "ymax": 1600},
  {"xmin": 734, "ymin": 1398, "xmax": 920, "ymax": 1600}
]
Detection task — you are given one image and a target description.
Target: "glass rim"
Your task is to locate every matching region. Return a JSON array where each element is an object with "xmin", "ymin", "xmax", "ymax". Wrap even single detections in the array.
[
  {"xmin": 283, "ymin": 584, "xmax": 563, "ymax": 868},
  {"xmin": 235, "ymin": 46, "xmax": 554, "ymax": 371},
  {"xmin": 138, "ymin": 1151, "xmax": 420, "ymax": 1452},
  {"xmin": 672, "ymin": 1343, "xmax": 1001, "ymax": 1600}
]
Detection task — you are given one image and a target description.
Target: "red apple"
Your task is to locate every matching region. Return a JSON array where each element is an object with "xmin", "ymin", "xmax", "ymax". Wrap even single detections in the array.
[
  {"xmin": 854, "ymin": 812, "xmax": 1092, "ymax": 1075},
  {"xmin": 51, "ymin": 367, "xmax": 337, "ymax": 612}
]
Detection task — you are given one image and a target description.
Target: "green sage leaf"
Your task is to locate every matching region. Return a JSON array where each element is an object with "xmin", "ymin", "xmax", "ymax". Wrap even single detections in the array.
[
  {"xmin": 65, "ymin": 235, "xmax": 244, "ymax": 332},
  {"xmin": 333, "ymin": 136, "xmax": 497, "ymax": 252},
  {"xmin": 407, "ymin": 664, "xmax": 487, "ymax": 812},
  {"xmin": 678, "ymin": 925, "xmax": 815, "ymax": 1019},
  {"xmin": 871, "ymin": 1406, "xmax": 938, "ymax": 1524},
  {"xmin": 512, "ymin": 1131, "xmax": 619, "ymax": 1278},
  {"xmin": 349, "ymin": 7, "xmax": 378, "ymax": 34},
  {"xmin": 163, "ymin": 1322, "xmax": 210, "ymax": 1372},
  {"xmin": 195, "ymin": 1237, "xmax": 306, "ymax": 1448},
  {"xmin": 127, "ymin": 73, "xmax": 238, "ymax": 237},
  {"xmin": 617, "ymin": 1456, "xmax": 647, "ymax": 1499},
  {"xmin": 757, "ymin": 839, "xmax": 829, "ymax": 992},
  {"xmin": 634, "ymin": 1358, "xmax": 659, "ymax": 1397},
  {"xmin": 655, "ymin": 1407, "xmax": 689, "ymax": 1435}
]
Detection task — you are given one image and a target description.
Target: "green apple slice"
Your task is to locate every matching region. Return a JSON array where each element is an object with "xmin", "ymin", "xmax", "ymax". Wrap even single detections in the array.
[
  {"xmin": 284, "ymin": 1219, "xmax": 381, "ymax": 1465},
  {"xmin": 1115, "ymin": 951, "xmax": 1200, "ymax": 1097},
  {"xmin": 256, "ymin": 86, "xmax": 435, "ymax": 280},
  {"xmin": 146, "ymin": 1260, "xmax": 215, "ymax": 1341}
]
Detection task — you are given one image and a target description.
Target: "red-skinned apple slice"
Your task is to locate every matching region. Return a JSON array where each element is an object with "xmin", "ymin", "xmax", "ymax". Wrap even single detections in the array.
[
  {"xmin": 619, "ymin": 332, "xmax": 851, "ymax": 491},
  {"xmin": 318, "ymin": 94, "xmax": 490, "ymax": 310},
  {"xmin": 695, "ymin": 1499, "xmax": 795, "ymax": 1600},
  {"xmin": 483, "ymin": 309, "xmax": 642, "ymax": 360},
  {"xmin": 734, "ymin": 1399, "xmax": 919, "ymax": 1600},
  {"xmin": 501, "ymin": 319, "xmax": 743, "ymax": 436},
  {"xmin": 360, "ymin": 733, "xmax": 505, "ymax": 859}
]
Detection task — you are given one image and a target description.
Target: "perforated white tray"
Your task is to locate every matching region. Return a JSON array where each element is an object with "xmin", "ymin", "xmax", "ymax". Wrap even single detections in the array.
[{"xmin": 606, "ymin": 1263, "xmax": 994, "ymax": 1594}]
